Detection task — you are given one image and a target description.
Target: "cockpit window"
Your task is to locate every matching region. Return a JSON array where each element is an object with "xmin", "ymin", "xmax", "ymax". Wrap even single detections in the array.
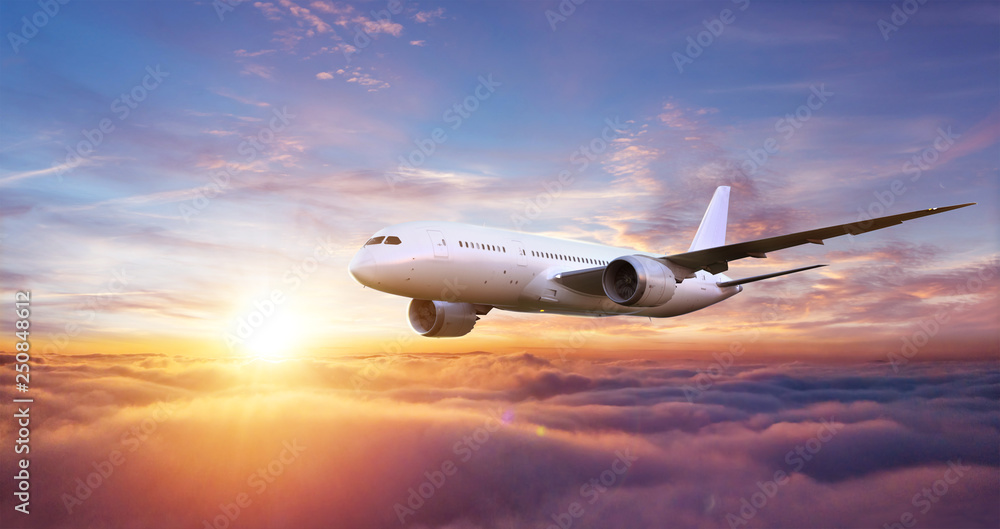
[
  {"xmin": 384, "ymin": 236, "xmax": 402, "ymax": 245},
  {"xmin": 364, "ymin": 236, "xmax": 385, "ymax": 246}
]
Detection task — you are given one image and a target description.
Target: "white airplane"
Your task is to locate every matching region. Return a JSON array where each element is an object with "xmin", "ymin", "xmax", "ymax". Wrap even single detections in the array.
[{"xmin": 348, "ymin": 186, "xmax": 973, "ymax": 337}]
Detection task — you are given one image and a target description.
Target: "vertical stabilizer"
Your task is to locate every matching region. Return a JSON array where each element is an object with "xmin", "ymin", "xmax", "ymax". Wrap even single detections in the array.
[{"xmin": 688, "ymin": 186, "xmax": 730, "ymax": 251}]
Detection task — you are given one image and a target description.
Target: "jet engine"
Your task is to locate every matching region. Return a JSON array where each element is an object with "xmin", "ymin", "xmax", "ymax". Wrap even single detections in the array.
[
  {"xmin": 602, "ymin": 255, "xmax": 678, "ymax": 307},
  {"xmin": 408, "ymin": 299, "xmax": 478, "ymax": 337}
]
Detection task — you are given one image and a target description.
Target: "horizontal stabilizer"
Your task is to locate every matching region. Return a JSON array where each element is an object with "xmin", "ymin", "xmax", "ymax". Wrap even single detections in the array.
[{"xmin": 717, "ymin": 264, "xmax": 827, "ymax": 288}]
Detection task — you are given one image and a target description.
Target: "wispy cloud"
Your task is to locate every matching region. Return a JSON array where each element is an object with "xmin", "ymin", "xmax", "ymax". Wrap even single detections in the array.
[{"xmin": 414, "ymin": 7, "xmax": 445, "ymax": 23}]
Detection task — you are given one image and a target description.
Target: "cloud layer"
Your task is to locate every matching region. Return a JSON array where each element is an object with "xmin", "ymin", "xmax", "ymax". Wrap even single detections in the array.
[
  {"xmin": 1, "ymin": 352, "xmax": 997, "ymax": 528},
  {"xmin": 1, "ymin": 1, "xmax": 998, "ymax": 356}
]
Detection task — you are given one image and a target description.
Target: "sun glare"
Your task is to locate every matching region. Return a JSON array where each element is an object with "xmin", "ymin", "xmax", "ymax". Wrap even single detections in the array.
[{"xmin": 242, "ymin": 312, "xmax": 302, "ymax": 361}]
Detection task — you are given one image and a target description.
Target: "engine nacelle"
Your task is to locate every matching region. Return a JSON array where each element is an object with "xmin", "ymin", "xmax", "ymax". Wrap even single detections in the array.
[
  {"xmin": 602, "ymin": 255, "xmax": 678, "ymax": 307},
  {"xmin": 408, "ymin": 299, "xmax": 478, "ymax": 337}
]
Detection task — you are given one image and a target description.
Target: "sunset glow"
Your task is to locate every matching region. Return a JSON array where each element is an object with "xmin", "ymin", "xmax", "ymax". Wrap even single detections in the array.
[{"xmin": 1, "ymin": 0, "xmax": 997, "ymax": 528}]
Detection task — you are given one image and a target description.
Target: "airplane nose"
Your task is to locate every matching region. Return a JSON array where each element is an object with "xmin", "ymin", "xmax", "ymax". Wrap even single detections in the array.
[{"xmin": 348, "ymin": 248, "xmax": 378, "ymax": 286}]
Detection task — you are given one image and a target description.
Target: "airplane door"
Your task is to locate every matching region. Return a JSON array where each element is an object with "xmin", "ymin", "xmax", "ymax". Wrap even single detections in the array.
[
  {"xmin": 427, "ymin": 230, "xmax": 448, "ymax": 258},
  {"xmin": 510, "ymin": 240, "xmax": 527, "ymax": 266}
]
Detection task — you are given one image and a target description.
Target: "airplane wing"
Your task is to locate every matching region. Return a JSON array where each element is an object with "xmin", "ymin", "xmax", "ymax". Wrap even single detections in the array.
[{"xmin": 663, "ymin": 203, "xmax": 975, "ymax": 274}]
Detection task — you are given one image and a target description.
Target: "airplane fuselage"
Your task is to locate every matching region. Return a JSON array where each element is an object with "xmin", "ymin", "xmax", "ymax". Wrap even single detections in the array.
[{"xmin": 349, "ymin": 221, "xmax": 741, "ymax": 318}]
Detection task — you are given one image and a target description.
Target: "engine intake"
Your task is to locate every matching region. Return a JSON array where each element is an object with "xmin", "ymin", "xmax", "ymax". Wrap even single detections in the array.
[
  {"xmin": 602, "ymin": 255, "xmax": 677, "ymax": 307},
  {"xmin": 408, "ymin": 299, "xmax": 478, "ymax": 337}
]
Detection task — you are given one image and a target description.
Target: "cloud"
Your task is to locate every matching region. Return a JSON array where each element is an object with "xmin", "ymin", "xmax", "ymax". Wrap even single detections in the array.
[
  {"xmin": 308, "ymin": 1, "xmax": 349, "ymax": 15},
  {"xmin": 315, "ymin": 71, "xmax": 334, "ymax": 80},
  {"xmin": 414, "ymin": 7, "xmax": 445, "ymax": 23},
  {"xmin": 361, "ymin": 18, "xmax": 403, "ymax": 37},
  {"xmin": 277, "ymin": 0, "xmax": 332, "ymax": 34},
  {"xmin": 3, "ymin": 352, "xmax": 996, "ymax": 529},
  {"xmin": 234, "ymin": 49, "xmax": 276, "ymax": 57},
  {"xmin": 240, "ymin": 63, "xmax": 274, "ymax": 79},
  {"xmin": 410, "ymin": 40, "xmax": 426, "ymax": 46},
  {"xmin": 315, "ymin": 2, "xmax": 403, "ymax": 37},
  {"xmin": 332, "ymin": 66, "xmax": 391, "ymax": 92},
  {"xmin": 254, "ymin": 1, "xmax": 283, "ymax": 21}
]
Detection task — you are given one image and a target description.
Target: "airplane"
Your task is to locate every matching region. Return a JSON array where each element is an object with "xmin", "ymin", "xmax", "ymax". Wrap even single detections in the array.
[{"xmin": 348, "ymin": 186, "xmax": 974, "ymax": 337}]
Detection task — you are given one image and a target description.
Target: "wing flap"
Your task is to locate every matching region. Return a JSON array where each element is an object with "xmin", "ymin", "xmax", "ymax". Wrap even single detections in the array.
[{"xmin": 664, "ymin": 203, "xmax": 974, "ymax": 273}]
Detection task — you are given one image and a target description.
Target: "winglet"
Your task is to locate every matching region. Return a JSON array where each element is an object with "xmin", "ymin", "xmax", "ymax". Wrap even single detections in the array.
[{"xmin": 688, "ymin": 186, "xmax": 730, "ymax": 251}]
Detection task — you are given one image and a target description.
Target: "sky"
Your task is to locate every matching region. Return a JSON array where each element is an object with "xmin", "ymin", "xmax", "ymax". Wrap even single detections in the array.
[
  {"xmin": 0, "ymin": 1, "xmax": 998, "ymax": 528},
  {"xmin": 0, "ymin": 0, "xmax": 997, "ymax": 359}
]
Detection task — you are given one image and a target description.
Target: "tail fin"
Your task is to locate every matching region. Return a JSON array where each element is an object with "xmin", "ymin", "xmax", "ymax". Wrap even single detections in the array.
[{"xmin": 688, "ymin": 186, "xmax": 730, "ymax": 251}]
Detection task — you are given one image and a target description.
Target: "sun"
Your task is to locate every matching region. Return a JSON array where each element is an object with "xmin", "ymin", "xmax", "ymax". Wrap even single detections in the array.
[{"xmin": 241, "ymin": 312, "xmax": 302, "ymax": 361}]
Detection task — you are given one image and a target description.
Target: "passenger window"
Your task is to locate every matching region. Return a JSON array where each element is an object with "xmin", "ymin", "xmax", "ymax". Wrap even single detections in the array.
[
  {"xmin": 364, "ymin": 236, "xmax": 385, "ymax": 246},
  {"xmin": 384, "ymin": 236, "xmax": 402, "ymax": 245}
]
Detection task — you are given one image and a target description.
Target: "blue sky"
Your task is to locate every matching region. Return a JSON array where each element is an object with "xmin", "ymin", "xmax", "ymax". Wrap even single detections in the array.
[{"xmin": 1, "ymin": 0, "xmax": 997, "ymax": 356}]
